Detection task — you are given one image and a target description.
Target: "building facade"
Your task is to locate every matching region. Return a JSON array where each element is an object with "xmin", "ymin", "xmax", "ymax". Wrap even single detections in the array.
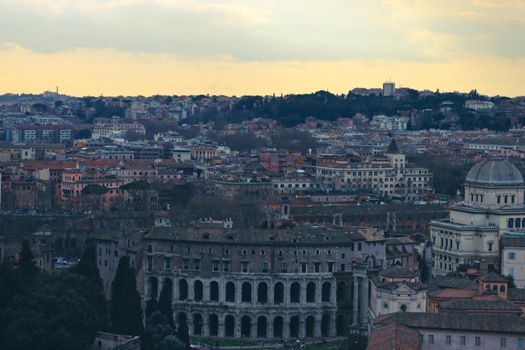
[
  {"xmin": 431, "ymin": 158, "xmax": 525, "ymax": 275},
  {"xmin": 141, "ymin": 227, "xmax": 386, "ymax": 340}
]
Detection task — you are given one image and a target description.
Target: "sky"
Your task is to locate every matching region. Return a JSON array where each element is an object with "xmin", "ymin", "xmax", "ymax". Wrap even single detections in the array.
[{"xmin": 0, "ymin": 0, "xmax": 524, "ymax": 97}]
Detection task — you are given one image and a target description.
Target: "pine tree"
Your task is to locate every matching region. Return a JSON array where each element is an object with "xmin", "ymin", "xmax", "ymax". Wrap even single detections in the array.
[
  {"xmin": 19, "ymin": 240, "xmax": 37, "ymax": 277},
  {"xmin": 158, "ymin": 279, "xmax": 175, "ymax": 329},
  {"xmin": 145, "ymin": 298, "xmax": 159, "ymax": 318},
  {"xmin": 110, "ymin": 256, "xmax": 143, "ymax": 336}
]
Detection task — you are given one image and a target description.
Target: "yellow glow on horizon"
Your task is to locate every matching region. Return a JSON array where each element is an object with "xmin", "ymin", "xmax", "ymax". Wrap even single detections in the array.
[{"xmin": 1, "ymin": 44, "xmax": 524, "ymax": 97}]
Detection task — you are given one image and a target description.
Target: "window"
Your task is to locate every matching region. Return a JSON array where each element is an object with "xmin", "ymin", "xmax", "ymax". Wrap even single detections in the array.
[
  {"xmin": 164, "ymin": 257, "xmax": 171, "ymax": 269},
  {"xmin": 260, "ymin": 250, "xmax": 265, "ymax": 256},
  {"xmin": 508, "ymin": 252, "xmax": 516, "ymax": 260},
  {"xmin": 446, "ymin": 335, "xmax": 451, "ymax": 345},
  {"xmin": 261, "ymin": 262, "xmax": 269, "ymax": 273},
  {"xmin": 182, "ymin": 259, "xmax": 190, "ymax": 270},
  {"xmin": 223, "ymin": 261, "xmax": 231, "ymax": 272},
  {"xmin": 193, "ymin": 259, "xmax": 200, "ymax": 271},
  {"xmin": 241, "ymin": 262, "xmax": 249, "ymax": 273},
  {"xmin": 328, "ymin": 262, "xmax": 334, "ymax": 272},
  {"xmin": 242, "ymin": 249, "xmax": 247, "ymax": 256},
  {"xmin": 488, "ymin": 242, "xmax": 493, "ymax": 252},
  {"xmin": 460, "ymin": 336, "xmax": 466, "ymax": 345},
  {"xmin": 475, "ymin": 336, "xmax": 480, "ymax": 346},
  {"xmin": 340, "ymin": 264, "xmax": 345, "ymax": 272},
  {"xmin": 213, "ymin": 261, "xmax": 220, "ymax": 272},
  {"xmin": 280, "ymin": 263, "xmax": 288, "ymax": 273},
  {"xmin": 358, "ymin": 243, "xmax": 362, "ymax": 251},
  {"xmin": 301, "ymin": 263, "xmax": 307, "ymax": 273},
  {"xmin": 428, "ymin": 335, "xmax": 434, "ymax": 344},
  {"xmin": 500, "ymin": 337, "xmax": 506, "ymax": 348}
]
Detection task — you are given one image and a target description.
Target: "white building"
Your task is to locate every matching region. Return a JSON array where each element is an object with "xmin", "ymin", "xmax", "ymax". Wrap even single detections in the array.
[
  {"xmin": 383, "ymin": 81, "xmax": 395, "ymax": 97},
  {"xmin": 369, "ymin": 266, "xmax": 426, "ymax": 325},
  {"xmin": 431, "ymin": 158, "xmax": 525, "ymax": 275},
  {"xmin": 370, "ymin": 115, "xmax": 408, "ymax": 131},
  {"xmin": 465, "ymin": 100, "xmax": 495, "ymax": 111},
  {"xmin": 501, "ymin": 233, "xmax": 525, "ymax": 288}
]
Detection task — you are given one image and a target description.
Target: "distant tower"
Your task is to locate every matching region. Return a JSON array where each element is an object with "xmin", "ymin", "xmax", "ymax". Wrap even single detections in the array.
[{"xmin": 383, "ymin": 80, "xmax": 395, "ymax": 97}]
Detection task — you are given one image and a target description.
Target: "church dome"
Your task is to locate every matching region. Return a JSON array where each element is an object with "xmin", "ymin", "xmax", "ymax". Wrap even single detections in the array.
[{"xmin": 465, "ymin": 159, "xmax": 524, "ymax": 186}]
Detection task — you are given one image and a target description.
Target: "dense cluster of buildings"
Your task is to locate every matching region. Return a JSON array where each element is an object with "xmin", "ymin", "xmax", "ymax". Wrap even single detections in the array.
[{"xmin": 1, "ymin": 89, "xmax": 525, "ymax": 349}]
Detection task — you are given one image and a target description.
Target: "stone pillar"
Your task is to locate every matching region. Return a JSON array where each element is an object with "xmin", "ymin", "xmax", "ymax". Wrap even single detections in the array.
[
  {"xmin": 188, "ymin": 278, "xmax": 194, "ymax": 301},
  {"xmin": 268, "ymin": 315, "xmax": 274, "ymax": 339},
  {"xmin": 203, "ymin": 280, "xmax": 210, "ymax": 302},
  {"xmin": 252, "ymin": 281, "xmax": 257, "ymax": 305},
  {"xmin": 173, "ymin": 277, "xmax": 179, "ymax": 301},
  {"xmin": 315, "ymin": 316, "xmax": 322, "ymax": 338},
  {"xmin": 316, "ymin": 279, "xmax": 322, "ymax": 304},
  {"xmin": 203, "ymin": 314, "xmax": 209, "ymax": 337},
  {"xmin": 234, "ymin": 315, "xmax": 241, "ymax": 339},
  {"xmin": 268, "ymin": 283, "xmax": 274, "ymax": 305},
  {"xmin": 251, "ymin": 318, "xmax": 257, "ymax": 339},
  {"xmin": 236, "ymin": 280, "xmax": 242, "ymax": 306},
  {"xmin": 299, "ymin": 316, "xmax": 305, "ymax": 339},
  {"xmin": 218, "ymin": 316, "xmax": 225, "ymax": 338},
  {"xmin": 300, "ymin": 281, "xmax": 307, "ymax": 305},
  {"xmin": 359, "ymin": 277, "xmax": 369, "ymax": 324},
  {"xmin": 283, "ymin": 314, "xmax": 290, "ymax": 339},
  {"xmin": 352, "ymin": 277, "xmax": 359, "ymax": 325}
]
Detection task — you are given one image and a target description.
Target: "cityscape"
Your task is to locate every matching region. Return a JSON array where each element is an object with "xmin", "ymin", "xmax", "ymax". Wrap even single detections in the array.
[{"xmin": 1, "ymin": 1, "xmax": 525, "ymax": 350}]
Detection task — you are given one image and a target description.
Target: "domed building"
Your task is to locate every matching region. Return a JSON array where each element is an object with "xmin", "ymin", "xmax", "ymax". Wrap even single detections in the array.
[{"xmin": 430, "ymin": 158, "xmax": 525, "ymax": 275}]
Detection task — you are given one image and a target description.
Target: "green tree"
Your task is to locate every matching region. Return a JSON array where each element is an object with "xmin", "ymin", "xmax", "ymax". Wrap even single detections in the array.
[
  {"xmin": 145, "ymin": 297, "xmax": 159, "ymax": 318},
  {"xmin": 71, "ymin": 244, "xmax": 108, "ymax": 328},
  {"xmin": 0, "ymin": 261, "xmax": 24, "ymax": 311},
  {"xmin": 175, "ymin": 322, "xmax": 190, "ymax": 350},
  {"xmin": 1, "ymin": 272, "xmax": 105, "ymax": 350},
  {"xmin": 143, "ymin": 311, "xmax": 184, "ymax": 350},
  {"xmin": 158, "ymin": 280, "xmax": 175, "ymax": 329},
  {"xmin": 110, "ymin": 256, "xmax": 143, "ymax": 336},
  {"xmin": 19, "ymin": 241, "xmax": 38, "ymax": 277}
]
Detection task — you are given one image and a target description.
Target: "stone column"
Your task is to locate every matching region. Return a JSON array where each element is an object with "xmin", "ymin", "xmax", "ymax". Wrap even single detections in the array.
[
  {"xmin": 203, "ymin": 280, "xmax": 210, "ymax": 302},
  {"xmin": 203, "ymin": 314, "xmax": 209, "ymax": 337},
  {"xmin": 234, "ymin": 315, "xmax": 241, "ymax": 339},
  {"xmin": 283, "ymin": 314, "xmax": 290, "ymax": 339},
  {"xmin": 188, "ymin": 278, "xmax": 194, "ymax": 301},
  {"xmin": 218, "ymin": 316, "xmax": 224, "ymax": 338},
  {"xmin": 251, "ymin": 318, "xmax": 257, "ymax": 339},
  {"xmin": 359, "ymin": 277, "xmax": 369, "ymax": 324},
  {"xmin": 315, "ymin": 316, "xmax": 322, "ymax": 338},
  {"xmin": 300, "ymin": 281, "xmax": 307, "ymax": 305},
  {"xmin": 173, "ymin": 277, "xmax": 179, "ymax": 301},
  {"xmin": 268, "ymin": 283, "xmax": 274, "ymax": 305},
  {"xmin": 236, "ymin": 280, "xmax": 242, "ymax": 306},
  {"xmin": 352, "ymin": 277, "xmax": 359, "ymax": 325},
  {"xmin": 299, "ymin": 316, "xmax": 306, "ymax": 339}
]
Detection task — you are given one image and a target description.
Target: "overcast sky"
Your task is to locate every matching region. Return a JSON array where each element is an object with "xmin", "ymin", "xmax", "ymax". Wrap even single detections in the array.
[{"xmin": 1, "ymin": 0, "xmax": 524, "ymax": 96}]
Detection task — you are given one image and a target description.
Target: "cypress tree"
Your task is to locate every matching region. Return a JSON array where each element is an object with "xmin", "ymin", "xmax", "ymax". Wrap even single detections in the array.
[
  {"xmin": 71, "ymin": 244, "xmax": 108, "ymax": 329},
  {"xmin": 145, "ymin": 297, "xmax": 159, "ymax": 318},
  {"xmin": 158, "ymin": 279, "xmax": 175, "ymax": 329},
  {"xmin": 110, "ymin": 256, "xmax": 143, "ymax": 336},
  {"xmin": 19, "ymin": 240, "xmax": 37, "ymax": 277}
]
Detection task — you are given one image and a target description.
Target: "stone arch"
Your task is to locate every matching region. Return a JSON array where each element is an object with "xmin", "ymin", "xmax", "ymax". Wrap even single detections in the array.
[
  {"xmin": 177, "ymin": 312, "xmax": 187, "ymax": 328},
  {"xmin": 257, "ymin": 316, "xmax": 267, "ymax": 338},
  {"xmin": 225, "ymin": 315, "xmax": 235, "ymax": 337},
  {"xmin": 179, "ymin": 279, "xmax": 188, "ymax": 300},
  {"xmin": 210, "ymin": 281, "xmax": 219, "ymax": 302},
  {"xmin": 306, "ymin": 282, "xmax": 316, "ymax": 303},
  {"xmin": 274, "ymin": 282, "xmax": 284, "ymax": 304},
  {"xmin": 209, "ymin": 314, "xmax": 219, "ymax": 336},
  {"xmin": 305, "ymin": 316, "xmax": 315, "ymax": 338},
  {"xmin": 322, "ymin": 282, "xmax": 331, "ymax": 302},
  {"xmin": 257, "ymin": 282, "xmax": 268, "ymax": 304},
  {"xmin": 336, "ymin": 315, "xmax": 346, "ymax": 336},
  {"xmin": 321, "ymin": 314, "xmax": 330, "ymax": 337},
  {"xmin": 241, "ymin": 316, "xmax": 251, "ymax": 338},
  {"xmin": 273, "ymin": 316, "xmax": 284, "ymax": 338},
  {"xmin": 148, "ymin": 276, "xmax": 159, "ymax": 299},
  {"xmin": 225, "ymin": 281, "xmax": 235, "ymax": 302},
  {"xmin": 290, "ymin": 282, "xmax": 301, "ymax": 303},
  {"xmin": 194, "ymin": 280, "xmax": 203, "ymax": 301},
  {"xmin": 242, "ymin": 282, "xmax": 252, "ymax": 303},
  {"xmin": 193, "ymin": 313, "xmax": 203, "ymax": 335},
  {"xmin": 289, "ymin": 316, "xmax": 300, "ymax": 338}
]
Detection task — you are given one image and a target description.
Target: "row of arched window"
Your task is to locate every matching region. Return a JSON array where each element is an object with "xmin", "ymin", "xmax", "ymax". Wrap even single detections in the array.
[
  {"xmin": 176, "ymin": 312, "xmax": 346, "ymax": 338},
  {"xmin": 149, "ymin": 277, "xmax": 343, "ymax": 304}
]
